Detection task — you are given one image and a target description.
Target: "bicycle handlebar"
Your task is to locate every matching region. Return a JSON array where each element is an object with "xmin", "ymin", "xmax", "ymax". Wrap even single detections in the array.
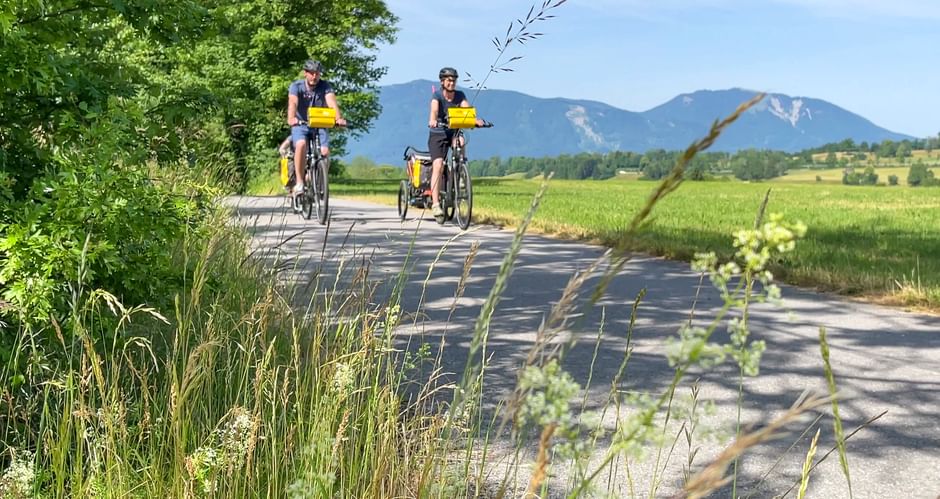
[
  {"xmin": 295, "ymin": 119, "xmax": 348, "ymax": 128},
  {"xmin": 431, "ymin": 120, "xmax": 495, "ymax": 129}
]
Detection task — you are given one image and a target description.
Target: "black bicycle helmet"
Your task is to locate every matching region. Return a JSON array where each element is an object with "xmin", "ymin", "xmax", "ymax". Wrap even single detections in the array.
[
  {"xmin": 303, "ymin": 60, "xmax": 324, "ymax": 73},
  {"xmin": 438, "ymin": 67, "xmax": 458, "ymax": 80}
]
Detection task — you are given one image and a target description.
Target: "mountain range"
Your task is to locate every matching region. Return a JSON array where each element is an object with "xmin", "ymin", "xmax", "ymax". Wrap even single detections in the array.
[{"xmin": 346, "ymin": 80, "xmax": 913, "ymax": 165}]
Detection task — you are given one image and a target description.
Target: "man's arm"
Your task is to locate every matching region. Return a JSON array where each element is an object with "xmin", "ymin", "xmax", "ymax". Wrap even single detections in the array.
[
  {"xmin": 287, "ymin": 93, "xmax": 299, "ymax": 126},
  {"xmin": 325, "ymin": 92, "xmax": 347, "ymax": 126}
]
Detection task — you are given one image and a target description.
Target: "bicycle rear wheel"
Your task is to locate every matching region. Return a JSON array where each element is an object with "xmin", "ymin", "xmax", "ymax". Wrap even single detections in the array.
[
  {"xmin": 314, "ymin": 159, "xmax": 329, "ymax": 225},
  {"xmin": 454, "ymin": 161, "xmax": 473, "ymax": 230}
]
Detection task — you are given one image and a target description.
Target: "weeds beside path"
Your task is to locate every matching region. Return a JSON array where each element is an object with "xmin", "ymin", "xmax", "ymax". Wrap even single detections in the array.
[{"xmin": 231, "ymin": 195, "xmax": 940, "ymax": 498}]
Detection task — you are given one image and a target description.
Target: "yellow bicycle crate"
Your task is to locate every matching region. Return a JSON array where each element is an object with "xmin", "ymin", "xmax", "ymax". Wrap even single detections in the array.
[
  {"xmin": 307, "ymin": 107, "xmax": 337, "ymax": 128},
  {"xmin": 279, "ymin": 157, "xmax": 290, "ymax": 186},
  {"xmin": 447, "ymin": 107, "xmax": 476, "ymax": 129}
]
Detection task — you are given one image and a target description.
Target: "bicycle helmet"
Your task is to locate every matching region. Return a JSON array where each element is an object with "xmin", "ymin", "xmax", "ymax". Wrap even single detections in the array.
[
  {"xmin": 303, "ymin": 60, "xmax": 324, "ymax": 73},
  {"xmin": 438, "ymin": 67, "xmax": 458, "ymax": 80}
]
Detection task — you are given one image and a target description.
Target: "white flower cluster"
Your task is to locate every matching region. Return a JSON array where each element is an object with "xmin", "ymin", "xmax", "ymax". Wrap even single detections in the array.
[
  {"xmin": 519, "ymin": 360, "xmax": 580, "ymax": 428},
  {"xmin": 186, "ymin": 407, "xmax": 258, "ymax": 494},
  {"xmin": 0, "ymin": 450, "xmax": 35, "ymax": 498},
  {"xmin": 683, "ymin": 215, "xmax": 806, "ymax": 375},
  {"xmin": 216, "ymin": 408, "xmax": 256, "ymax": 461},
  {"xmin": 665, "ymin": 325, "xmax": 726, "ymax": 369},
  {"xmin": 330, "ymin": 362, "xmax": 355, "ymax": 397},
  {"xmin": 693, "ymin": 213, "xmax": 805, "ymax": 306}
]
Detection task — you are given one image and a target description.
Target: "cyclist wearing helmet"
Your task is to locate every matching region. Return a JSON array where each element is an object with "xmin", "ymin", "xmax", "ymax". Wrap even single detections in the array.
[
  {"xmin": 287, "ymin": 59, "xmax": 347, "ymax": 196},
  {"xmin": 428, "ymin": 66, "xmax": 483, "ymax": 220}
]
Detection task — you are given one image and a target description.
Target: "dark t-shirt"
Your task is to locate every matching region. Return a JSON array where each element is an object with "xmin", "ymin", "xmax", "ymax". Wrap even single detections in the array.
[
  {"xmin": 289, "ymin": 79, "xmax": 334, "ymax": 122},
  {"xmin": 430, "ymin": 89, "xmax": 467, "ymax": 135}
]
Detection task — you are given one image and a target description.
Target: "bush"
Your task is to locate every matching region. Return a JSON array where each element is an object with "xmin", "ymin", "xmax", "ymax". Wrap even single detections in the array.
[
  {"xmin": 888, "ymin": 174, "xmax": 899, "ymax": 186},
  {"xmin": 0, "ymin": 161, "xmax": 212, "ymax": 331},
  {"xmin": 842, "ymin": 166, "xmax": 878, "ymax": 186},
  {"xmin": 907, "ymin": 164, "xmax": 938, "ymax": 186}
]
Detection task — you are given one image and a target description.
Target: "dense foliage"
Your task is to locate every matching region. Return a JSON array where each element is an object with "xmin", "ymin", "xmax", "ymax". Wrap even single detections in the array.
[
  {"xmin": 0, "ymin": 0, "xmax": 397, "ymax": 368},
  {"xmin": 907, "ymin": 164, "xmax": 939, "ymax": 186},
  {"xmin": 842, "ymin": 166, "xmax": 879, "ymax": 185}
]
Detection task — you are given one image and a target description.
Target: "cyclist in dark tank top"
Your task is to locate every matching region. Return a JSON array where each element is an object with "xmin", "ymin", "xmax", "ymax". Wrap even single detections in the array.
[{"xmin": 427, "ymin": 66, "xmax": 483, "ymax": 221}]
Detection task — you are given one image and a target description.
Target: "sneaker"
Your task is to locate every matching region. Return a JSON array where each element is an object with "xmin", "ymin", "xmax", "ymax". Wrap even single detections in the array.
[
  {"xmin": 292, "ymin": 183, "xmax": 304, "ymax": 195},
  {"xmin": 431, "ymin": 203, "xmax": 444, "ymax": 219}
]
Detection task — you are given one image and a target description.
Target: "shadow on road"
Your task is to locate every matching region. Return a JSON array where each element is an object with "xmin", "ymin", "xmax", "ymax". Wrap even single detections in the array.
[{"xmin": 230, "ymin": 195, "xmax": 940, "ymax": 498}]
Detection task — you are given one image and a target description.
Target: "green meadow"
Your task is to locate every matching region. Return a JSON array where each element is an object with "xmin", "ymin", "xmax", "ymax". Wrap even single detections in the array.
[{"xmin": 332, "ymin": 177, "xmax": 940, "ymax": 310}]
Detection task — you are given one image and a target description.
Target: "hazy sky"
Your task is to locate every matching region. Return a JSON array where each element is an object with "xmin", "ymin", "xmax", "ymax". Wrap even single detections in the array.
[{"xmin": 375, "ymin": 0, "xmax": 939, "ymax": 138}]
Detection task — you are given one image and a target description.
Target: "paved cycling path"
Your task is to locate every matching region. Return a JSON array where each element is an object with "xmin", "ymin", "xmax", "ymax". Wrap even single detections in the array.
[{"xmin": 230, "ymin": 195, "xmax": 940, "ymax": 498}]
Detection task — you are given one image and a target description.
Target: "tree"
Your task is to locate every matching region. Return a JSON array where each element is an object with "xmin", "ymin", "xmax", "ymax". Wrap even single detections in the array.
[
  {"xmin": 731, "ymin": 150, "xmax": 789, "ymax": 180},
  {"xmin": 162, "ymin": 0, "xmax": 398, "ymax": 189},
  {"xmin": 896, "ymin": 142, "xmax": 912, "ymax": 163},
  {"xmin": 907, "ymin": 163, "xmax": 937, "ymax": 186}
]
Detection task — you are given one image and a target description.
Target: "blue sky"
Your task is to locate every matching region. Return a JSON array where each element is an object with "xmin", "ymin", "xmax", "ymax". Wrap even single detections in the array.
[{"xmin": 375, "ymin": 0, "xmax": 939, "ymax": 138}]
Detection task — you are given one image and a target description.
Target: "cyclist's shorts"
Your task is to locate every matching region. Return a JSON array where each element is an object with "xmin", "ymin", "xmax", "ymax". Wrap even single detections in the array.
[
  {"xmin": 291, "ymin": 125, "xmax": 330, "ymax": 149},
  {"xmin": 428, "ymin": 131, "xmax": 452, "ymax": 161}
]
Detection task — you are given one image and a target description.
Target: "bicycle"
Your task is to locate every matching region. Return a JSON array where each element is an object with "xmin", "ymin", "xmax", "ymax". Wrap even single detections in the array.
[
  {"xmin": 292, "ymin": 108, "xmax": 341, "ymax": 224},
  {"xmin": 399, "ymin": 110, "xmax": 492, "ymax": 230}
]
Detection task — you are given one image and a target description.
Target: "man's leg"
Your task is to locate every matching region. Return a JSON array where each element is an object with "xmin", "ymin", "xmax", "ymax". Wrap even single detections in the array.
[
  {"xmin": 291, "ymin": 125, "xmax": 309, "ymax": 193},
  {"xmin": 293, "ymin": 140, "xmax": 307, "ymax": 193}
]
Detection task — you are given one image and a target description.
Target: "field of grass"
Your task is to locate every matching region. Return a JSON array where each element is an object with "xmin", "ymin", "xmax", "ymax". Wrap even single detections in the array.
[{"xmin": 331, "ymin": 177, "xmax": 940, "ymax": 310}]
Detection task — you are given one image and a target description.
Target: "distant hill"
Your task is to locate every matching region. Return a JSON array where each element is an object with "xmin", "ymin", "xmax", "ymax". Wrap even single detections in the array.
[{"xmin": 347, "ymin": 80, "xmax": 914, "ymax": 165}]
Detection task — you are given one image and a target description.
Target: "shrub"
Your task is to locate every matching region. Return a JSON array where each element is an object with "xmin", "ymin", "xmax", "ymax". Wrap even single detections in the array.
[
  {"xmin": 842, "ymin": 166, "xmax": 877, "ymax": 186},
  {"xmin": 907, "ymin": 164, "xmax": 938, "ymax": 186},
  {"xmin": 0, "ymin": 161, "xmax": 212, "ymax": 331},
  {"xmin": 888, "ymin": 175, "xmax": 899, "ymax": 186}
]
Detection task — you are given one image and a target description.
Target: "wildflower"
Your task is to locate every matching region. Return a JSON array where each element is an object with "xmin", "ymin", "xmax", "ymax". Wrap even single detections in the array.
[
  {"xmin": 0, "ymin": 450, "xmax": 35, "ymax": 497},
  {"xmin": 330, "ymin": 362, "xmax": 355, "ymax": 397}
]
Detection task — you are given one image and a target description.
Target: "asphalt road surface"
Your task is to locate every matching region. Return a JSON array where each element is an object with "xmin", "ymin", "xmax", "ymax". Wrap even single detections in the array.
[{"xmin": 231, "ymin": 195, "xmax": 939, "ymax": 498}]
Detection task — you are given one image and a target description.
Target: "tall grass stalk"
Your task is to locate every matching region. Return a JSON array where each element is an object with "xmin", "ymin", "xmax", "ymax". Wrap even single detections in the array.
[
  {"xmin": 818, "ymin": 326, "xmax": 853, "ymax": 498},
  {"xmin": 798, "ymin": 429, "xmax": 821, "ymax": 499}
]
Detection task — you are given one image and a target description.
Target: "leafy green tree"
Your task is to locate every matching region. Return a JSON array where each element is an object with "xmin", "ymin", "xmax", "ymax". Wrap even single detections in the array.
[
  {"xmin": 907, "ymin": 163, "xmax": 937, "ymax": 186},
  {"xmin": 731, "ymin": 150, "xmax": 789, "ymax": 180},
  {"xmin": 895, "ymin": 142, "xmax": 912, "ymax": 163},
  {"xmin": 160, "ymin": 0, "xmax": 397, "ymax": 189}
]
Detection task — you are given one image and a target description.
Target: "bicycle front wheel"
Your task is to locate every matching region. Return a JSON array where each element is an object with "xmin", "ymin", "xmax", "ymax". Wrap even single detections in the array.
[
  {"xmin": 301, "ymin": 166, "xmax": 314, "ymax": 220},
  {"xmin": 314, "ymin": 159, "xmax": 329, "ymax": 225},
  {"xmin": 454, "ymin": 161, "xmax": 473, "ymax": 230},
  {"xmin": 443, "ymin": 166, "xmax": 456, "ymax": 222}
]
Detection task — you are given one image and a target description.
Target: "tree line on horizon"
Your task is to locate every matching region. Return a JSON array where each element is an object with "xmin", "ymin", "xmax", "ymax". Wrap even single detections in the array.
[{"xmin": 461, "ymin": 135, "xmax": 940, "ymax": 182}]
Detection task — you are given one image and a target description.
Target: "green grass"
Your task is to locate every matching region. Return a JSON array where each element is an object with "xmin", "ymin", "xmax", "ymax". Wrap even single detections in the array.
[{"xmin": 331, "ymin": 177, "xmax": 940, "ymax": 310}]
